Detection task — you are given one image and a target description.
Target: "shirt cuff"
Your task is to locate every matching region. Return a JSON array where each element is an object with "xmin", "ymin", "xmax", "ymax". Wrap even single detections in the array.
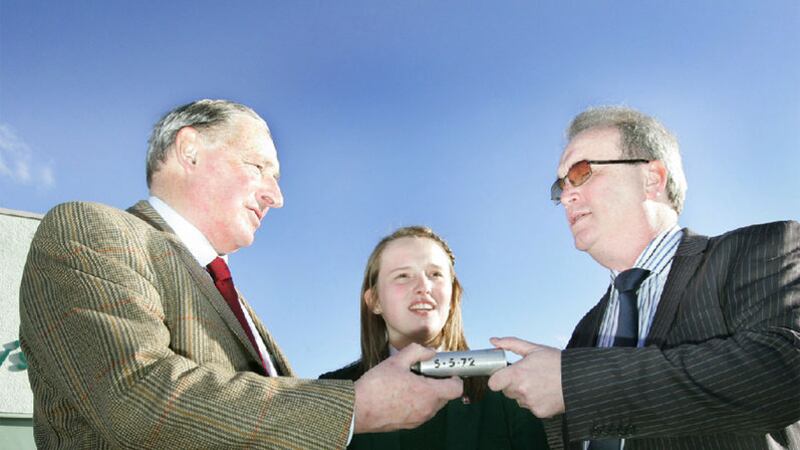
[{"xmin": 347, "ymin": 407, "xmax": 355, "ymax": 444}]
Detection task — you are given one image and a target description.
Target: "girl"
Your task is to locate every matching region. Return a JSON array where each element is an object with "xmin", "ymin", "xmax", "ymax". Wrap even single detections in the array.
[{"xmin": 320, "ymin": 226, "xmax": 549, "ymax": 449}]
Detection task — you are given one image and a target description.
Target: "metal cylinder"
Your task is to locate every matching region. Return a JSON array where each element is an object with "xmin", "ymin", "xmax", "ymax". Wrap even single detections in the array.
[{"xmin": 411, "ymin": 348, "xmax": 508, "ymax": 378}]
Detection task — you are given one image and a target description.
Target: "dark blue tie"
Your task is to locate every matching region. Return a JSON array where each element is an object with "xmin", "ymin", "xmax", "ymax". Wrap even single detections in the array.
[
  {"xmin": 612, "ymin": 268, "xmax": 650, "ymax": 348},
  {"xmin": 588, "ymin": 268, "xmax": 651, "ymax": 450}
]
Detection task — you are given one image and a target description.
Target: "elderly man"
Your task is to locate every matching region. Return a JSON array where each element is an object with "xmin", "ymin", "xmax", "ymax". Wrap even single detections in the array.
[
  {"xmin": 19, "ymin": 99, "xmax": 462, "ymax": 449},
  {"xmin": 489, "ymin": 106, "xmax": 799, "ymax": 449}
]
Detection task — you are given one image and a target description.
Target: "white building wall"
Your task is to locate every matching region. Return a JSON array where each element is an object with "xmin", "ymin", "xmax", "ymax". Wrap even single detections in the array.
[{"xmin": 0, "ymin": 208, "xmax": 40, "ymax": 448}]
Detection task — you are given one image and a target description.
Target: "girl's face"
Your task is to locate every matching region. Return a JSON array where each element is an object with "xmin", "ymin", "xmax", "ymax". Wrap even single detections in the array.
[{"xmin": 367, "ymin": 237, "xmax": 453, "ymax": 350}]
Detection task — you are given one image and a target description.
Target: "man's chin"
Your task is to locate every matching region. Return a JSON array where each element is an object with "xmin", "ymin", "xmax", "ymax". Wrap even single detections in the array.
[
  {"xmin": 573, "ymin": 236, "xmax": 589, "ymax": 252},
  {"xmin": 572, "ymin": 228, "xmax": 595, "ymax": 252},
  {"xmin": 228, "ymin": 233, "xmax": 257, "ymax": 253},
  {"xmin": 240, "ymin": 235, "xmax": 256, "ymax": 249}
]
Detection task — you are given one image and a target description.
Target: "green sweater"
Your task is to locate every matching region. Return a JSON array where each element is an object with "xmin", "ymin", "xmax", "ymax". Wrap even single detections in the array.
[{"xmin": 320, "ymin": 361, "xmax": 550, "ymax": 450}]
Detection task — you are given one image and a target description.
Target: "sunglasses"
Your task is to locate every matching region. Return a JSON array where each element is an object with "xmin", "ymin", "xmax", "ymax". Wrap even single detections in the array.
[{"xmin": 550, "ymin": 159, "xmax": 650, "ymax": 204}]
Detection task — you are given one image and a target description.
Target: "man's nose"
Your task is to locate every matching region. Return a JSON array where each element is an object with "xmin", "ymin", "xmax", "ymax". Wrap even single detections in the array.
[
  {"xmin": 560, "ymin": 181, "xmax": 579, "ymax": 205},
  {"xmin": 259, "ymin": 177, "xmax": 284, "ymax": 209}
]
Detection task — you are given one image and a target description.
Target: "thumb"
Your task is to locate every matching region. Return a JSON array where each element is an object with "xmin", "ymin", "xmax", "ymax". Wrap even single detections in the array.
[
  {"xmin": 393, "ymin": 342, "xmax": 436, "ymax": 366},
  {"xmin": 490, "ymin": 336, "xmax": 536, "ymax": 357},
  {"xmin": 432, "ymin": 376, "xmax": 464, "ymax": 399}
]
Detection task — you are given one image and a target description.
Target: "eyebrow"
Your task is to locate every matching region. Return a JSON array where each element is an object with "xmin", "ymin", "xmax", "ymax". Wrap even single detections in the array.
[
  {"xmin": 386, "ymin": 266, "xmax": 412, "ymax": 274},
  {"xmin": 386, "ymin": 263, "xmax": 448, "ymax": 273},
  {"xmin": 556, "ymin": 160, "xmax": 578, "ymax": 177},
  {"xmin": 243, "ymin": 153, "xmax": 281, "ymax": 180}
]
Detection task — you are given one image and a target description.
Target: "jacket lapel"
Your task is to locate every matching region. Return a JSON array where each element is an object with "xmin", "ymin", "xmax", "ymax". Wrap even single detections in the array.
[
  {"xmin": 645, "ymin": 228, "xmax": 709, "ymax": 347},
  {"xmin": 553, "ymin": 230, "xmax": 710, "ymax": 450},
  {"xmin": 126, "ymin": 200, "xmax": 266, "ymax": 367},
  {"xmin": 127, "ymin": 200, "xmax": 173, "ymax": 233},
  {"xmin": 242, "ymin": 299, "xmax": 294, "ymax": 377},
  {"xmin": 567, "ymin": 287, "xmax": 611, "ymax": 349}
]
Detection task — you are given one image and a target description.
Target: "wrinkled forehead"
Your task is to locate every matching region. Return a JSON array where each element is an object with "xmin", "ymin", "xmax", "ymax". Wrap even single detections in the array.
[
  {"xmin": 557, "ymin": 126, "xmax": 622, "ymax": 176},
  {"xmin": 231, "ymin": 116, "xmax": 279, "ymax": 157}
]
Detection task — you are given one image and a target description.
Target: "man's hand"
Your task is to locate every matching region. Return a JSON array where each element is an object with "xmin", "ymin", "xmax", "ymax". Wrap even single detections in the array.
[
  {"xmin": 488, "ymin": 336, "xmax": 565, "ymax": 418},
  {"xmin": 353, "ymin": 343, "xmax": 463, "ymax": 434}
]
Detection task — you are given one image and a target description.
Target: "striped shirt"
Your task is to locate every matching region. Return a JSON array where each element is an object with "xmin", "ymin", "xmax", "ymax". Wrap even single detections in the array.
[
  {"xmin": 596, "ymin": 225, "xmax": 684, "ymax": 348},
  {"xmin": 585, "ymin": 225, "xmax": 683, "ymax": 450}
]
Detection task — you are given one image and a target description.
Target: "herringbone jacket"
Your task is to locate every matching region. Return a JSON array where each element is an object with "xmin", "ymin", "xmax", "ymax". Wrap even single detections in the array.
[{"xmin": 19, "ymin": 200, "xmax": 354, "ymax": 449}]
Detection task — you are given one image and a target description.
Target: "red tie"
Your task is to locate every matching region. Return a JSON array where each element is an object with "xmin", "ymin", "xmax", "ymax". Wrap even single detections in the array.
[{"xmin": 206, "ymin": 257, "xmax": 268, "ymax": 375}]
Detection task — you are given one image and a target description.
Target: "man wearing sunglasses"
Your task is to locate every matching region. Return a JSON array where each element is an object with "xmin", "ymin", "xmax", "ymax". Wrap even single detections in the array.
[{"xmin": 489, "ymin": 106, "xmax": 800, "ymax": 449}]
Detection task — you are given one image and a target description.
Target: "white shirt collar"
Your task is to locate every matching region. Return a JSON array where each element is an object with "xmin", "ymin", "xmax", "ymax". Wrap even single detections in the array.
[
  {"xmin": 148, "ymin": 196, "xmax": 225, "ymax": 267},
  {"xmin": 609, "ymin": 224, "xmax": 682, "ymax": 278}
]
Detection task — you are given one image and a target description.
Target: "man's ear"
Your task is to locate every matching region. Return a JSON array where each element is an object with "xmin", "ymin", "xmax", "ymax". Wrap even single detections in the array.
[
  {"xmin": 173, "ymin": 126, "xmax": 201, "ymax": 170},
  {"xmin": 644, "ymin": 160, "xmax": 668, "ymax": 199},
  {"xmin": 364, "ymin": 288, "xmax": 382, "ymax": 315}
]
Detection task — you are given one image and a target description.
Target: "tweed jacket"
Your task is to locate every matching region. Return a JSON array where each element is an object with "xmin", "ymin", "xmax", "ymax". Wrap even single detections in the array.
[
  {"xmin": 543, "ymin": 221, "xmax": 800, "ymax": 450},
  {"xmin": 320, "ymin": 360, "xmax": 550, "ymax": 450},
  {"xmin": 19, "ymin": 201, "xmax": 355, "ymax": 449}
]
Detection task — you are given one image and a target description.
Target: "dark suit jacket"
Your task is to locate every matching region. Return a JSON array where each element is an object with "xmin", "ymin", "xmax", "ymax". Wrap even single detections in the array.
[
  {"xmin": 543, "ymin": 221, "xmax": 800, "ymax": 450},
  {"xmin": 19, "ymin": 201, "xmax": 354, "ymax": 449},
  {"xmin": 321, "ymin": 360, "xmax": 550, "ymax": 450}
]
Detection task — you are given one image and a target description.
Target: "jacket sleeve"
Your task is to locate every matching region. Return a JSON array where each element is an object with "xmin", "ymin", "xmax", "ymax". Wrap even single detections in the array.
[
  {"xmin": 559, "ymin": 221, "xmax": 800, "ymax": 442},
  {"xmin": 19, "ymin": 202, "xmax": 355, "ymax": 449},
  {"xmin": 504, "ymin": 393, "xmax": 551, "ymax": 450}
]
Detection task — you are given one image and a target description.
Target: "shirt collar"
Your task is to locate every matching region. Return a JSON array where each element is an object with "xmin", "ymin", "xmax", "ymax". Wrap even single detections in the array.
[
  {"xmin": 610, "ymin": 224, "xmax": 683, "ymax": 279},
  {"xmin": 148, "ymin": 195, "xmax": 225, "ymax": 267}
]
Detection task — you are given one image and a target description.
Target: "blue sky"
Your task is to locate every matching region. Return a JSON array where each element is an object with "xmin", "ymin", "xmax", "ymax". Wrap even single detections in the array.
[{"xmin": 2, "ymin": 1, "xmax": 798, "ymax": 377}]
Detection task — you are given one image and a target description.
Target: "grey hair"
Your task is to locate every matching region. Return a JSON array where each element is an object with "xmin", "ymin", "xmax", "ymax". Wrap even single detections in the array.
[
  {"xmin": 146, "ymin": 99, "xmax": 267, "ymax": 188},
  {"xmin": 567, "ymin": 106, "xmax": 688, "ymax": 213}
]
